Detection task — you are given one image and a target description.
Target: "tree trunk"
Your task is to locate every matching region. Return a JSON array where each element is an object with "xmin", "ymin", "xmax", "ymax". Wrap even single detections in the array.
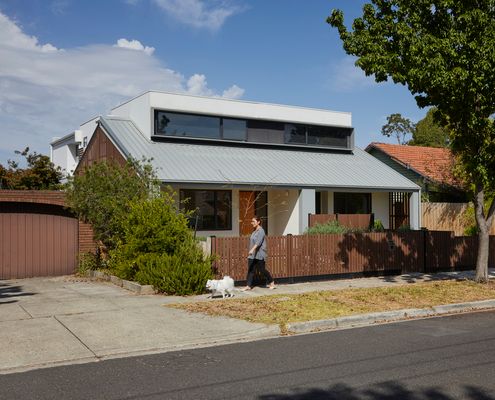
[{"xmin": 474, "ymin": 186, "xmax": 490, "ymax": 282}]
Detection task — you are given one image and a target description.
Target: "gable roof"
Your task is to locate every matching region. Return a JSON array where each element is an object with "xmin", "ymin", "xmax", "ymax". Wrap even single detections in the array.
[
  {"xmin": 365, "ymin": 142, "xmax": 459, "ymax": 187},
  {"xmin": 97, "ymin": 116, "xmax": 420, "ymax": 192}
]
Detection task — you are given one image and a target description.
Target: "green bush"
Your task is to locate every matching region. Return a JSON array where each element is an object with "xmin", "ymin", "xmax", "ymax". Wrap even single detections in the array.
[
  {"xmin": 372, "ymin": 219, "xmax": 385, "ymax": 232},
  {"xmin": 134, "ymin": 251, "xmax": 213, "ymax": 295},
  {"xmin": 464, "ymin": 224, "xmax": 479, "ymax": 236},
  {"xmin": 77, "ymin": 251, "xmax": 107, "ymax": 275},
  {"xmin": 108, "ymin": 192, "xmax": 213, "ymax": 294},
  {"xmin": 305, "ymin": 220, "xmax": 369, "ymax": 234}
]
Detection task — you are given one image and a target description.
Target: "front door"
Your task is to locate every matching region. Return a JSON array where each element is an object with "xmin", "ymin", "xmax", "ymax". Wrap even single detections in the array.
[
  {"xmin": 239, "ymin": 191, "xmax": 268, "ymax": 236},
  {"xmin": 239, "ymin": 191, "xmax": 256, "ymax": 236}
]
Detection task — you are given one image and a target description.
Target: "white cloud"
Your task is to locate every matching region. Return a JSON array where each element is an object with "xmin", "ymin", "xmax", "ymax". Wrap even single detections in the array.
[
  {"xmin": 222, "ymin": 84, "xmax": 244, "ymax": 99},
  {"xmin": 152, "ymin": 0, "xmax": 243, "ymax": 31},
  {"xmin": 114, "ymin": 38, "xmax": 155, "ymax": 55},
  {"xmin": 328, "ymin": 56, "xmax": 377, "ymax": 92},
  {"xmin": 0, "ymin": 11, "xmax": 244, "ymax": 161}
]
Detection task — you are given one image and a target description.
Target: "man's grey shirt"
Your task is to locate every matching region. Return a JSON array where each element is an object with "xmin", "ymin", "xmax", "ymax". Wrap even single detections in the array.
[{"xmin": 248, "ymin": 227, "xmax": 267, "ymax": 260}]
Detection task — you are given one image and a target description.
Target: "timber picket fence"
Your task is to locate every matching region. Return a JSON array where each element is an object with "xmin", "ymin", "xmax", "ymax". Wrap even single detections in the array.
[{"xmin": 210, "ymin": 231, "xmax": 495, "ymax": 281}]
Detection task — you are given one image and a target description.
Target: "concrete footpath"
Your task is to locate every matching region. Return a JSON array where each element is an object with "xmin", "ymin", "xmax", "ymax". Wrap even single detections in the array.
[{"xmin": 1, "ymin": 269, "xmax": 494, "ymax": 374}]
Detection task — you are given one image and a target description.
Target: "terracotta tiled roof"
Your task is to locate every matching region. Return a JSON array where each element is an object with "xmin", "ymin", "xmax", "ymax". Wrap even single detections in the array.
[{"xmin": 365, "ymin": 142, "xmax": 459, "ymax": 187}]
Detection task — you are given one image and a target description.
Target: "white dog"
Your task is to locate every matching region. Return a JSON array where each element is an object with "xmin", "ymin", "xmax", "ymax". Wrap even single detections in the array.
[{"xmin": 206, "ymin": 276, "xmax": 235, "ymax": 299}]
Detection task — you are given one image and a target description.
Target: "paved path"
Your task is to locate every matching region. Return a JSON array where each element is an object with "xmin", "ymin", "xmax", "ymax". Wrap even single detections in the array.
[
  {"xmin": 0, "ymin": 277, "xmax": 278, "ymax": 374},
  {"xmin": 2, "ymin": 310, "xmax": 495, "ymax": 399},
  {"xmin": 1, "ymin": 269, "xmax": 494, "ymax": 374}
]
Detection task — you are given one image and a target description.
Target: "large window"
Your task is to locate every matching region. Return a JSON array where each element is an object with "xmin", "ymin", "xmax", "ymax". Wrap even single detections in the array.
[
  {"xmin": 154, "ymin": 109, "xmax": 353, "ymax": 149},
  {"xmin": 155, "ymin": 111, "xmax": 220, "ymax": 139},
  {"xmin": 334, "ymin": 193, "xmax": 371, "ymax": 214},
  {"xmin": 180, "ymin": 190, "xmax": 232, "ymax": 231}
]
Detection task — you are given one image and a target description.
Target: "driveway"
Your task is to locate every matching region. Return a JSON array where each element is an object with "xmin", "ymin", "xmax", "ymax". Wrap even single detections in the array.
[{"xmin": 0, "ymin": 277, "xmax": 278, "ymax": 374}]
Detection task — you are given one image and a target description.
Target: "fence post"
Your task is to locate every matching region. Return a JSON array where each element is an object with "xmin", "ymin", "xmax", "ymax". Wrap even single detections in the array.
[
  {"xmin": 422, "ymin": 229, "xmax": 428, "ymax": 273},
  {"xmin": 287, "ymin": 234, "xmax": 293, "ymax": 283},
  {"xmin": 210, "ymin": 235, "xmax": 216, "ymax": 275}
]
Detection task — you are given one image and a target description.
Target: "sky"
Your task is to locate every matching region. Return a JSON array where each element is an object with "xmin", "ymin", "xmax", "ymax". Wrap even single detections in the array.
[{"xmin": 0, "ymin": 0, "xmax": 427, "ymax": 165}]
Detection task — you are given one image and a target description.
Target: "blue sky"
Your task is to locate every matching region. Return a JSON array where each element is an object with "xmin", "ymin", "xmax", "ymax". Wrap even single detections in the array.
[{"xmin": 0, "ymin": 0, "xmax": 426, "ymax": 165}]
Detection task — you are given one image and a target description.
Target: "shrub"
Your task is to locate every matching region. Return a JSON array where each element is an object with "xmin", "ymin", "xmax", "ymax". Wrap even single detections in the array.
[
  {"xmin": 65, "ymin": 158, "xmax": 158, "ymax": 251},
  {"xmin": 108, "ymin": 192, "xmax": 213, "ymax": 294},
  {"xmin": 464, "ymin": 224, "xmax": 479, "ymax": 236},
  {"xmin": 397, "ymin": 224, "xmax": 411, "ymax": 232},
  {"xmin": 77, "ymin": 251, "xmax": 107, "ymax": 275},
  {"xmin": 305, "ymin": 220, "xmax": 356, "ymax": 235},
  {"xmin": 134, "ymin": 251, "xmax": 213, "ymax": 295},
  {"xmin": 372, "ymin": 219, "xmax": 385, "ymax": 232}
]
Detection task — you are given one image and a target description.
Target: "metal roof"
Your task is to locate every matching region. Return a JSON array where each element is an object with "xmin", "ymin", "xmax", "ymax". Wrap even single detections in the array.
[{"xmin": 99, "ymin": 116, "xmax": 420, "ymax": 192}]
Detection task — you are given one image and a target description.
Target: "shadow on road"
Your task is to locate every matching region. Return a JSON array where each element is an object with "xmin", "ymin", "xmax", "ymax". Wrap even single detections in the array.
[
  {"xmin": 0, "ymin": 281, "xmax": 35, "ymax": 304},
  {"xmin": 259, "ymin": 382, "xmax": 495, "ymax": 400}
]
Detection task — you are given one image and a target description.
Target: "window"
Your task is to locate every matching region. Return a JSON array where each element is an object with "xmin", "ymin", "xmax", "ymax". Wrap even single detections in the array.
[
  {"xmin": 222, "ymin": 118, "xmax": 246, "ymax": 141},
  {"xmin": 153, "ymin": 109, "xmax": 353, "ymax": 149},
  {"xmin": 334, "ymin": 193, "xmax": 371, "ymax": 214},
  {"xmin": 284, "ymin": 124, "xmax": 306, "ymax": 144},
  {"xmin": 180, "ymin": 190, "xmax": 232, "ymax": 230},
  {"xmin": 307, "ymin": 126, "xmax": 349, "ymax": 148},
  {"xmin": 155, "ymin": 111, "xmax": 220, "ymax": 139}
]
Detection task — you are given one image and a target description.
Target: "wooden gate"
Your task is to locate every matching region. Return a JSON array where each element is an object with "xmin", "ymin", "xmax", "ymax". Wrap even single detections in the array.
[{"xmin": 0, "ymin": 202, "xmax": 78, "ymax": 279}]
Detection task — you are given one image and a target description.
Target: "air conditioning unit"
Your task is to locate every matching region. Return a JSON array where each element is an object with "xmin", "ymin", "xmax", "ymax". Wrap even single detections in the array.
[{"xmin": 74, "ymin": 130, "xmax": 83, "ymax": 143}]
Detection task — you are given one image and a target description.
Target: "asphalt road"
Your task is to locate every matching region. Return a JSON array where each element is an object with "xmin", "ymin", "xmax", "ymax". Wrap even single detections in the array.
[{"xmin": 2, "ymin": 310, "xmax": 495, "ymax": 400}]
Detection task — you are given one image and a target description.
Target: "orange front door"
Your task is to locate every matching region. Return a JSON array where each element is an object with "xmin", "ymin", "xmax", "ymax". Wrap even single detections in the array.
[{"xmin": 239, "ymin": 191, "xmax": 256, "ymax": 236}]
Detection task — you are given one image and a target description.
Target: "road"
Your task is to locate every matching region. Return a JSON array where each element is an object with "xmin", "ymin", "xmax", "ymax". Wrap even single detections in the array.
[{"xmin": 2, "ymin": 310, "xmax": 495, "ymax": 399}]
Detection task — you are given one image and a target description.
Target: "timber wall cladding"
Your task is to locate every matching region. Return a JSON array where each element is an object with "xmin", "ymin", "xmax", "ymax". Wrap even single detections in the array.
[{"xmin": 0, "ymin": 190, "xmax": 96, "ymax": 279}]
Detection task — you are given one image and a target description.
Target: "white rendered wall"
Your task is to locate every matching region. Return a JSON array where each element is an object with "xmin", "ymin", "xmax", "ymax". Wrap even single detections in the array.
[
  {"xmin": 267, "ymin": 189, "xmax": 299, "ymax": 236},
  {"xmin": 79, "ymin": 117, "xmax": 99, "ymax": 145},
  {"xmin": 51, "ymin": 140, "xmax": 78, "ymax": 177},
  {"xmin": 111, "ymin": 92, "xmax": 152, "ymax": 137},
  {"xmin": 111, "ymin": 91, "xmax": 352, "ymax": 137},
  {"xmin": 409, "ymin": 190, "xmax": 421, "ymax": 230},
  {"xmin": 298, "ymin": 189, "xmax": 316, "ymax": 233},
  {"xmin": 371, "ymin": 192, "xmax": 390, "ymax": 229}
]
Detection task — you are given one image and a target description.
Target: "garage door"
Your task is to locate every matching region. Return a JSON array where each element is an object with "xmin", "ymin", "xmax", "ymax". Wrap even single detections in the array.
[{"xmin": 0, "ymin": 202, "xmax": 78, "ymax": 279}]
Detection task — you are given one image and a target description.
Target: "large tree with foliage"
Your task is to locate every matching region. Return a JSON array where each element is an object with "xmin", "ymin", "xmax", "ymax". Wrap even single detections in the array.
[
  {"xmin": 328, "ymin": 1, "xmax": 495, "ymax": 282},
  {"xmin": 412, "ymin": 108, "xmax": 450, "ymax": 147},
  {"xmin": 381, "ymin": 113, "xmax": 415, "ymax": 144},
  {"xmin": 0, "ymin": 147, "xmax": 62, "ymax": 190},
  {"xmin": 65, "ymin": 159, "xmax": 158, "ymax": 250}
]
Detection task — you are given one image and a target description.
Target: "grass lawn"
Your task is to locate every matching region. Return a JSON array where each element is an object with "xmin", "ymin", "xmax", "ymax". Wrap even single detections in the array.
[{"xmin": 169, "ymin": 280, "xmax": 495, "ymax": 329}]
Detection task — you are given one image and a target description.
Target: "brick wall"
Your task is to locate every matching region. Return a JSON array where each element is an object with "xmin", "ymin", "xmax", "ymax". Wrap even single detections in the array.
[{"xmin": 0, "ymin": 190, "xmax": 97, "ymax": 254}]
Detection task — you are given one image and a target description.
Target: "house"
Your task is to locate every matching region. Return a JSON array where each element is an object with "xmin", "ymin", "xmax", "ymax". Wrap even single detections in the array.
[
  {"xmin": 365, "ymin": 142, "xmax": 467, "ymax": 202},
  {"xmin": 51, "ymin": 91, "xmax": 421, "ymax": 236}
]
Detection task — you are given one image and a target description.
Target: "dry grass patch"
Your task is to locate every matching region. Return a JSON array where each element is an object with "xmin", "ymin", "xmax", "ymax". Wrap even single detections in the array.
[{"xmin": 169, "ymin": 280, "xmax": 495, "ymax": 327}]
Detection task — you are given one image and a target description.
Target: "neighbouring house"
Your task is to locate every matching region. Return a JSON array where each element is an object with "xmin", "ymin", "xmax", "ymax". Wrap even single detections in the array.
[
  {"xmin": 365, "ymin": 142, "xmax": 467, "ymax": 203},
  {"xmin": 51, "ymin": 91, "xmax": 421, "ymax": 236}
]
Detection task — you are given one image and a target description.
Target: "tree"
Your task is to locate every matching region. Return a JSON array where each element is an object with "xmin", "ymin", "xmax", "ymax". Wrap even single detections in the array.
[
  {"xmin": 0, "ymin": 147, "xmax": 63, "ymax": 190},
  {"xmin": 381, "ymin": 113, "xmax": 415, "ymax": 144},
  {"xmin": 411, "ymin": 108, "xmax": 450, "ymax": 147},
  {"xmin": 65, "ymin": 158, "xmax": 158, "ymax": 250},
  {"xmin": 328, "ymin": 1, "xmax": 495, "ymax": 282}
]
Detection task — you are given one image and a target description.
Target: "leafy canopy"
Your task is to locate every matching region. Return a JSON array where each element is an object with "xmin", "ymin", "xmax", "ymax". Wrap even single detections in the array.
[
  {"xmin": 411, "ymin": 108, "xmax": 450, "ymax": 148},
  {"xmin": 328, "ymin": 1, "xmax": 495, "ymax": 281},
  {"xmin": 0, "ymin": 147, "xmax": 63, "ymax": 190},
  {"xmin": 381, "ymin": 113, "xmax": 415, "ymax": 144},
  {"xmin": 65, "ymin": 158, "xmax": 158, "ymax": 250},
  {"xmin": 328, "ymin": 1, "xmax": 495, "ymax": 189}
]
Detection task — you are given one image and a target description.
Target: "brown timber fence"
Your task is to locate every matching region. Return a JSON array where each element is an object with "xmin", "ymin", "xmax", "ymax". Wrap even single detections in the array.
[{"xmin": 211, "ymin": 231, "xmax": 495, "ymax": 282}]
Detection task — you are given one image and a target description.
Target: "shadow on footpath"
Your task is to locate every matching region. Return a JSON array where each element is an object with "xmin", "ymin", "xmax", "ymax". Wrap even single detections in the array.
[
  {"xmin": 259, "ymin": 382, "xmax": 495, "ymax": 400},
  {"xmin": 0, "ymin": 282, "xmax": 35, "ymax": 304}
]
